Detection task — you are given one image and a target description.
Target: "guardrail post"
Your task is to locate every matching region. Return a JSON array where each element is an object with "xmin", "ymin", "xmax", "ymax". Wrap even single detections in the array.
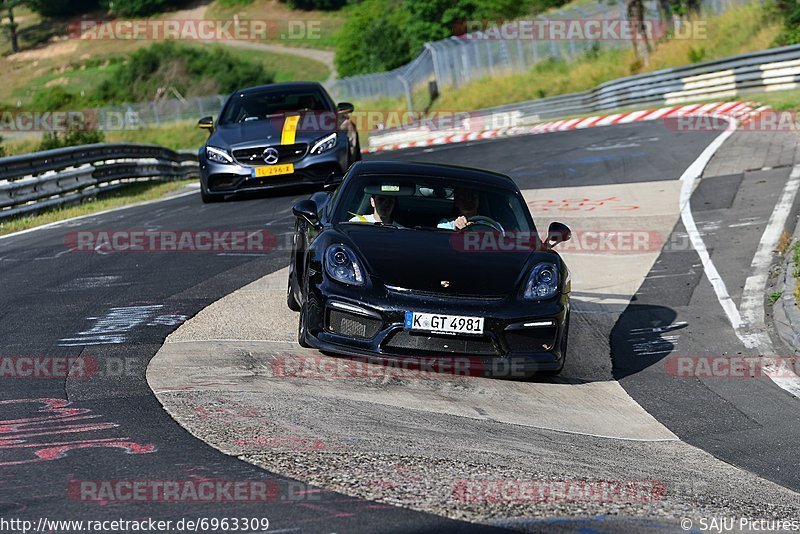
[{"xmin": 396, "ymin": 75, "xmax": 413, "ymax": 112}]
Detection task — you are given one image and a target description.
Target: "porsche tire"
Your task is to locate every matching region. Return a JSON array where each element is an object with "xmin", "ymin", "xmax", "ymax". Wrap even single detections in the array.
[
  {"xmin": 287, "ymin": 279, "xmax": 301, "ymax": 312},
  {"xmin": 298, "ymin": 303, "xmax": 311, "ymax": 348}
]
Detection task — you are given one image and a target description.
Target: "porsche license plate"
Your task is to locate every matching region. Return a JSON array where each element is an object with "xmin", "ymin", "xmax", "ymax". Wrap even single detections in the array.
[
  {"xmin": 404, "ymin": 312, "xmax": 484, "ymax": 335},
  {"xmin": 252, "ymin": 163, "xmax": 294, "ymax": 177}
]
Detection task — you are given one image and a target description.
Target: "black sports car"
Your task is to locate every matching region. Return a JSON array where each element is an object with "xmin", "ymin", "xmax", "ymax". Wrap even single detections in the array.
[
  {"xmin": 287, "ymin": 161, "xmax": 572, "ymax": 377},
  {"xmin": 197, "ymin": 82, "xmax": 361, "ymax": 203}
]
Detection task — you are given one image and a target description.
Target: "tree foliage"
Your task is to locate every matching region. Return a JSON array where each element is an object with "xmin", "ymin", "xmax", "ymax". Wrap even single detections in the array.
[
  {"xmin": 26, "ymin": 0, "xmax": 99, "ymax": 17},
  {"xmin": 94, "ymin": 42, "xmax": 272, "ymax": 104},
  {"xmin": 284, "ymin": 0, "xmax": 348, "ymax": 10},
  {"xmin": 773, "ymin": 0, "xmax": 800, "ymax": 46},
  {"xmin": 98, "ymin": 0, "xmax": 193, "ymax": 17},
  {"xmin": 38, "ymin": 125, "xmax": 105, "ymax": 151},
  {"xmin": 335, "ymin": 0, "xmax": 546, "ymax": 77}
]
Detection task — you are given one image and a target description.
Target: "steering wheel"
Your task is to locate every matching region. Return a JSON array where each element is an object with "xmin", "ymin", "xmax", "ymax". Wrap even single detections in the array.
[{"xmin": 460, "ymin": 215, "xmax": 506, "ymax": 236}]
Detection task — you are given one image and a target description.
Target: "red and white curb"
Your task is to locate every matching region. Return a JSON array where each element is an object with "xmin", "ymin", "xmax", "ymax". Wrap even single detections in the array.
[{"xmin": 363, "ymin": 101, "xmax": 767, "ymax": 154}]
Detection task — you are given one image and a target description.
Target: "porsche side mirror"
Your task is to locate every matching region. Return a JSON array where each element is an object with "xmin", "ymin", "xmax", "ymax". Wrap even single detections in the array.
[
  {"xmin": 547, "ymin": 221, "xmax": 571, "ymax": 248},
  {"xmin": 198, "ymin": 116, "xmax": 214, "ymax": 130},
  {"xmin": 336, "ymin": 102, "xmax": 354, "ymax": 114},
  {"xmin": 293, "ymin": 199, "xmax": 322, "ymax": 229}
]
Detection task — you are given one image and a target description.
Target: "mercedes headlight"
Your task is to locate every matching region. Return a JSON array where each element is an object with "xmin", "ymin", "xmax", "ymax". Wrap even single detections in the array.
[
  {"xmin": 325, "ymin": 244, "xmax": 365, "ymax": 286},
  {"xmin": 523, "ymin": 262, "xmax": 559, "ymax": 300},
  {"xmin": 206, "ymin": 146, "xmax": 233, "ymax": 164},
  {"xmin": 310, "ymin": 133, "xmax": 337, "ymax": 155}
]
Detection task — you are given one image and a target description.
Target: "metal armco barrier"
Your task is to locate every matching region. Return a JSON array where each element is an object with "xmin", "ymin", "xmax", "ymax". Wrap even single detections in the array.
[
  {"xmin": 0, "ymin": 144, "xmax": 199, "ymax": 220},
  {"xmin": 368, "ymin": 43, "xmax": 800, "ymax": 147}
]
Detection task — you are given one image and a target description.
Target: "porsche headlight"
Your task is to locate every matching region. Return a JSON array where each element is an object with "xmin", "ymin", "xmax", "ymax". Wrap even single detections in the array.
[
  {"xmin": 310, "ymin": 133, "xmax": 338, "ymax": 155},
  {"xmin": 206, "ymin": 146, "xmax": 233, "ymax": 164},
  {"xmin": 523, "ymin": 262, "xmax": 559, "ymax": 300},
  {"xmin": 325, "ymin": 244, "xmax": 365, "ymax": 286}
]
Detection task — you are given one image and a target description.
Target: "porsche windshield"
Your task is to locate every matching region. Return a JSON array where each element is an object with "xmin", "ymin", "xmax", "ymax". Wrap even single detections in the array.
[
  {"xmin": 218, "ymin": 88, "xmax": 332, "ymax": 125},
  {"xmin": 334, "ymin": 175, "xmax": 534, "ymax": 232}
]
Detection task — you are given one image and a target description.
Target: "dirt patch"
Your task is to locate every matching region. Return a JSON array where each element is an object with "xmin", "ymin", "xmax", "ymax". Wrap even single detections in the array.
[
  {"xmin": 44, "ymin": 76, "xmax": 70, "ymax": 87},
  {"xmin": 8, "ymin": 40, "xmax": 79, "ymax": 62}
]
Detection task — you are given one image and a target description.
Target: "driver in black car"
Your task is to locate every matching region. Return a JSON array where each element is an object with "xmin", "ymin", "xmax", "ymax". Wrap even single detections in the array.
[{"xmin": 437, "ymin": 188, "xmax": 480, "ymax": 230}]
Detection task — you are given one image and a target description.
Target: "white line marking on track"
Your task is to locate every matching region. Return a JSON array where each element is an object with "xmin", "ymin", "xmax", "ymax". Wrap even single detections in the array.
[
  {"xmin": 739, "ymin": 164, "xmax": 800, "ymax": 395},
  {"xmin": 681, "ymin": 116, "xmax": 800, "ymax": 398},
  {"xmin": 740, "ymin": 164, "xmax": 800, "ymax": 347},
  {"xmin": 679, "ymin": 116, "xmax": 745, "ymax": 331}
]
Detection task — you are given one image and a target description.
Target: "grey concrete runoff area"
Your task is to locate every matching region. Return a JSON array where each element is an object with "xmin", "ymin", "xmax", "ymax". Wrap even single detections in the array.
[
  {"xmin": 149, "ymin": 122, "xmax": 800, "ymax": 530},
  {"xmin": 149, "ymin": 271, "xmax": 800, "ymax": 527}
]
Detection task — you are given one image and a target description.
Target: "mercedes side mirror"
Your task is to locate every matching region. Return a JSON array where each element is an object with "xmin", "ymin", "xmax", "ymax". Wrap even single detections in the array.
[
  {"xmin": 198, "ymin": 116, "xmax": 214, "ymax": 130},
  {"xmin": 336, "ymin": 102, "xmax": 354, "ymax": 114}
]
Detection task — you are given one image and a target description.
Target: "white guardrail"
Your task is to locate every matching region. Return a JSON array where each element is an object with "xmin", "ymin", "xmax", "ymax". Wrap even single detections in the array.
[{"xmin": 367, "ymin": 43, "xmax": 800, "ymax": 148}]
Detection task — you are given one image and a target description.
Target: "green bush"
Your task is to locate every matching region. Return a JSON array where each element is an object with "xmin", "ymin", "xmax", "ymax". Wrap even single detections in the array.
[
  {"xmin": 99, "ymin": 0, "xmax": 193, "ymax": 17},
  {"xmin": 30, "ymin": 86, "xmax": 79, "ymax": 111},
  {"xmin": 0, "ymin": 136, "xmax": 6, "ymax": 158},
  {"xmin": 27, "ymin": 0, "xmax": 99, "ymax": 17},
  {"xmin": 217, "ymin": 0, "xmax": 255, "ymax": 6},
  {"xmin": 38, "ymin": 126, "xmax": 105, "ymax": 151},
  {"xmin": 334, "ymin": 0, "xmax": 413, "ymax": 77},
  {"xmin": 334, "ymin": 0, "xmax": 551, "ymax": 76},
  {"xmin": 772, "ymin": 0, "xmax": 800, "ymax": 45},
  {"xmin": 93, "ymin": 42, "xmax": 272, "ymax": 104},
  {"xmin": 285, "ymin": 0, "xmax": 348, "ymax": 10},
  {"xmin": 688, "ymin": 46, "xmax": 706, "ymax": 63}
]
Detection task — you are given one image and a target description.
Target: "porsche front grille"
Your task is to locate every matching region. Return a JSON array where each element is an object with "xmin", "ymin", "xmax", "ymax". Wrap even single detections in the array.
[{"xmin": 382, "ymin": 331, "xmax": 499, "ymax": 355}]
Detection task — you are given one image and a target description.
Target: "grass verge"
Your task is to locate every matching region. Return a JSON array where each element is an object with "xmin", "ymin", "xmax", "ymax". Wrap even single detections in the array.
[
  {"xmin": 793, "ymin": 241, "xmax": 800, "ymax": 304},
  {"xmin": 0, "ymin": 180, "xmax": 195, "ymax": 237},
  {"xmin": 205, "ymin": 0, "xmax": 345, "ymax": 50},
  {"xmin": 3, "ymin": 121, "xmax": 206, "ymax": 156}
]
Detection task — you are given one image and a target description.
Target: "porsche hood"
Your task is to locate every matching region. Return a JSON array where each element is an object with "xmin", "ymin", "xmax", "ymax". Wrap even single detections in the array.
[{"xmin": 338, "ymin": 226, "xmax": 548, "ymax": 297}]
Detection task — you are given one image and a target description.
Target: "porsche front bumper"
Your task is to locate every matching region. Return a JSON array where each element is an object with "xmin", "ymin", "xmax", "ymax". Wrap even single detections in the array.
[{"xmin": 302, "ymin": 278, "xmax": 569, "ymax": 378}]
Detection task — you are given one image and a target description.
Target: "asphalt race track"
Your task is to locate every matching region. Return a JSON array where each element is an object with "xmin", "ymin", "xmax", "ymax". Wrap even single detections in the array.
[{"xmin": 2, "ymin": 120, "xmax": 800, "ymax": 532}]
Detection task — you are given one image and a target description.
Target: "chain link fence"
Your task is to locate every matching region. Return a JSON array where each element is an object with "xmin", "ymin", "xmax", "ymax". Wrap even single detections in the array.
[{"xmin": 327, "ymin": 0, "xmax": 751, "ymax": 109}]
